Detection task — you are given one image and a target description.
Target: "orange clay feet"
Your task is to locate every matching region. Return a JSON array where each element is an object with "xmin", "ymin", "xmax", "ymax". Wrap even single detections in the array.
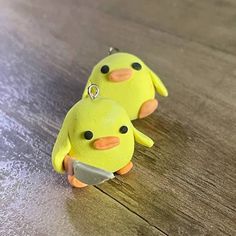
[
  {"xmin": 67, "ymin": 175, "xmax": 87, "ymax": 188},
  {"xmin": 64, "ymin": 155, "xmax": 87, "ymax": 188},
  {"xmin": 64, "ymin": 157, "xmax": 133, "ymax": 187},
  {"xmin": 138, "ymin": 99, "xmax": 158, "ymax": 119},
  {"xmin": 116, "ymin": 162, "xmax": 133, "ymax": 175}
]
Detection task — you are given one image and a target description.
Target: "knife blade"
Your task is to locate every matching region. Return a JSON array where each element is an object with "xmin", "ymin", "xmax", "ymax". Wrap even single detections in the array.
[{"xmin": 73, "ymin": 160, "xmax": 115, "ymax": 185}]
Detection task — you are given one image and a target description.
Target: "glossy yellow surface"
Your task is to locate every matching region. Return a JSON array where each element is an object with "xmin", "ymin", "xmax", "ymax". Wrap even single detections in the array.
[
  {"xmin": 52, "ymin": 97, "xmax": 153, "ymax": 173},
  {"xmin": 83, "ymin": 52, "xmax": 168, "ymax": 120}
]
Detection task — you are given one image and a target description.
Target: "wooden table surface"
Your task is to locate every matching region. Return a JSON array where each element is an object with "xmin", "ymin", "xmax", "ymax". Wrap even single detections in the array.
[{"xmin": 0, "ymin": 0, "xmax": 235, "ymax": 235}]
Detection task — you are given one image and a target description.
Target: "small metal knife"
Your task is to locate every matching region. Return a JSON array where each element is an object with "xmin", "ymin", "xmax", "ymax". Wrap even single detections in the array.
[{"xmin": 73, "ymin": 160, "xmax": 115, "ymax": 185}]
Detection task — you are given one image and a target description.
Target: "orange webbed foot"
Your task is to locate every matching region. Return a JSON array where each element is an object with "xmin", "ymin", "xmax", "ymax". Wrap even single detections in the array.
[
  {"xmin": 138, "ymin": 99, "xmax": 158, "ymax": 119},
  {"xmin": 116, "ymin": 162, "xmax": 133, "ymax": 175},
  {"xmin": 68, "ymin": 175, "xmax": 88, "ymax": 188}
]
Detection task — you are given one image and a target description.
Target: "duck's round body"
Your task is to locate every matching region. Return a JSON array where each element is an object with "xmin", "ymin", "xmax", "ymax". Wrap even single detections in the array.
[
  {"xmin": 52, "ymin": 96, "xmax": 154, "ymax": 187},
  {"xmin": 67, "ymin": 98, "xmax": 135, "ymax": 172},
  {"xmin": 52, "ymin": 97, "xmax": 136, "ymax": 174},
  {"xmin": 83, "ymin": 52, "xmax": 168, "ymax": 120}
]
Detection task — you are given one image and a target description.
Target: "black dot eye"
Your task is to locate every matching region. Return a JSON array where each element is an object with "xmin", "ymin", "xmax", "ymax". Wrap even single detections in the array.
[
  {"xmin": 119, "ymin": 126, "xmax": 128, "ymax": 134},
  {"xmin": 84, "ymin": 131, "xmax": 93, "ymax": 140},
  {"xmin": 131, "ymin": 62, "xmax": 142, "ymax": 71},
  {"xmin": 101, "ymin": 65, "xmax": 110, "ymax": 74}
]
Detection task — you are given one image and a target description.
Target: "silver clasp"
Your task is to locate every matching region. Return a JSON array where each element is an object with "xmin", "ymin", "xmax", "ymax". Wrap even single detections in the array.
[
  {"xmin": 108, "ymin": 47, "xmax": 120, "ymax": 55},
  {"xmin": 88, "ymin": 84, "xmax": 99, "ymax": 100}
]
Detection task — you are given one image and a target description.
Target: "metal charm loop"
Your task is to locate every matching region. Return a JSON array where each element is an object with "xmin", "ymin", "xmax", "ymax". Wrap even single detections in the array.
[
  {"xmin": 108, "ymin": 47, "xmax": 120, "ymax": 55},
  {"xmin": 88, "ymin": 84, "xmax": 99, "ymax": 100}
]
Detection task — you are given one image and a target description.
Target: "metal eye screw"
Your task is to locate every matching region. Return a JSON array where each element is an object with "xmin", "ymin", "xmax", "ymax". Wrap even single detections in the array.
[
  {"xmin": 108, "ymin": 47, "xmax": 120, "ymax": 55},
  {"xmin": 88, "ymin": 84, "xmax": 100, "ymax": 100}
]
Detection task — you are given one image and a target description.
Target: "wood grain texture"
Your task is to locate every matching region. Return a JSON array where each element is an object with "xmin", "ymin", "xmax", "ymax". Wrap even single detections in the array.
[{"xmin": 0, "ymin": 0, "xmax": 235, "ymax": 235}]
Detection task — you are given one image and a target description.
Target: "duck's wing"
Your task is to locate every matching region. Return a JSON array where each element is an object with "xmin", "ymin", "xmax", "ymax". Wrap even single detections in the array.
[
  {"xmin": 149, "ymin": 69, "xmax": 168, "ymax": 97},
  {"xmin": 133, "ymin": 127, "xmax": 154, "ymax": 148}
]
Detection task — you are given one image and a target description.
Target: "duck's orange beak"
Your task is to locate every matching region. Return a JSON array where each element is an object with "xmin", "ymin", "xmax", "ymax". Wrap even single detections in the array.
[
  {"xmin": 108, "ymin": 68, "xmax": 133, "ymax": 82},
  {"xmin": 93, "ymin": 136, "xmax": 120, "ymax": 150}
]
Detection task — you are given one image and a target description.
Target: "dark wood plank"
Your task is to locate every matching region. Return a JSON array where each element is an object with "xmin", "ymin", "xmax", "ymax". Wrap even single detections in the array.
[
  {"xmin": 84, "ymin": 0, "xmax": 236, "ymax": 56},
  {"xmin": 0, "ymin": 0, "xmax": 235, "ymax": 235}
]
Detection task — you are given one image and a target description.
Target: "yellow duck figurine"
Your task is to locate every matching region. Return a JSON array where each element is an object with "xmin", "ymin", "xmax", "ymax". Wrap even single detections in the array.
[
  {"xmin": 52, "ymin": 88, "xmax": 153, "ymax": 188},
  {"xmin": 82, "ymin": 52, "xmax": 168, "ymax": 120}
]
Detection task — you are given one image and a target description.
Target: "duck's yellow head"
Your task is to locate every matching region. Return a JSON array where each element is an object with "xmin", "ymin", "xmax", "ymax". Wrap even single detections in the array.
[
  {"xmin": 89, "ymin": 52, "xmax": 149, "ymax": 83},
  {"xmin": 52, "ymin": 97, "xmax": 153, "ymax": 173},
  {"xmin": 86, "ymin": 52, "xmax": 168, "ymax": 96}
]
